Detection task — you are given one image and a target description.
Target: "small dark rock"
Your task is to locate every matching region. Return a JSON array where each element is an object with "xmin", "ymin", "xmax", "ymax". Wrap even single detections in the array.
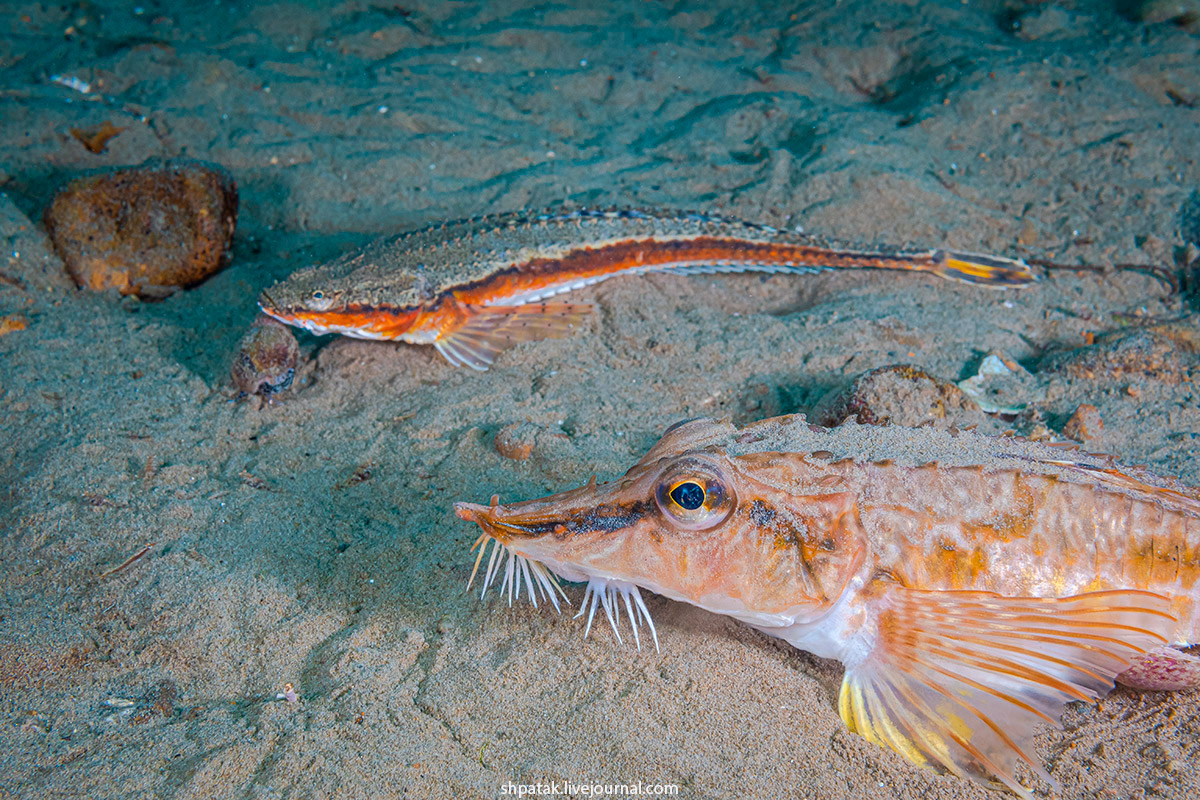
[
  {"xmin": 143, "ymin": 679, "xmax": 177, "ymax": 717},
  {"xmin": 232, "ymin": 316, "xmax": 300, "ymax": 398}
]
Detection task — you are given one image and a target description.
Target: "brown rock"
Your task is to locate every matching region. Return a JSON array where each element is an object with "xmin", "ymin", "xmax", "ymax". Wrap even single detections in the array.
[
  {"xmin": 1040, "ymin": 324, "xmax": 1199, "ymax": 384},
  {"xmin": 231, "ymin": 316, "xmax": 300, "ymax": 398},
  {"xmin": 1062, "ymin": 403, "xmax": 1103, "ymax": 441},
  {"xmin": 812, "ymin": 364, "xmax": 983, "ymax": 428},
  {"xmin": 43, "ymin": 160, "xmax": 238, "ymax": 298},
  {"xmin": 144, "ymin": 679, "xmax": 178, "ymax": 717}
]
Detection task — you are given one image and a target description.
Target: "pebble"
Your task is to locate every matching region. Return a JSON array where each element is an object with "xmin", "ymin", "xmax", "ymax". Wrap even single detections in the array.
[
  {"xmin": 494, "ymin": 421, "xmax": 539, "ymax": 460},
  {"xmin": 43, "ymin": 160, "xmax": 238, "ymax": 298},
  {"xmin": 231, "ymin": 316, "xmax": 300, "ymax": 398},
  {"xmin": 1040, "ymin": 324, "xmax": 1200, "ymax": 384},
  {"xmin": 1062, "ymin": 403, "xmax": 1103, "ymax": 442}
]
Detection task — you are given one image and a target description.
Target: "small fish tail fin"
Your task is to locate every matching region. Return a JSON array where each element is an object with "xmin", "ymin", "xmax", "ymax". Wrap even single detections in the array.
[
  {"xmin": 925, "ymin": 249, "xmax": 1039, "ymax": 287},
  {"xmin": 839, "ymin": 587, "xmax": 1175, "ymax": 798},
  {"xmin": 435, "ymin": 302, "xmax": 591, "ymax": 370}
]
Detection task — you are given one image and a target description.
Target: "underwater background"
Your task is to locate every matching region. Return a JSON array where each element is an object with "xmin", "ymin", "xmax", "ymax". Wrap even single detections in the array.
[{"xmin": 1, "ymin": 1, "xmax": 1199, "ymax": 798}]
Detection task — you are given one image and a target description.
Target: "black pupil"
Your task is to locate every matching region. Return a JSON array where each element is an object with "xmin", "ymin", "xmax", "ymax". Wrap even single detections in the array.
[
  {"xmin": 670, "ymin": 482, "xmax": 705, "ymax": 510},
  {"xmin": 312, "ymin": 291, "xmax": 323, "ymax": 299}
]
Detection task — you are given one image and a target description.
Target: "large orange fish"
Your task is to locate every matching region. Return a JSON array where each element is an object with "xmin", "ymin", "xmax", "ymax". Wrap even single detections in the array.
[
  {"xmin": 258, "ymin": 208, "xmax": 1036, "ymax": 370},
  {"xmin": 455, "ymin": 415, "xmax": 1200, "ymax": 798}
]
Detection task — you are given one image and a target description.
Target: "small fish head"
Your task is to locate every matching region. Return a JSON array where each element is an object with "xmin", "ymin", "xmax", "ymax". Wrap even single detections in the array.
[
  {"xmin": 257, "ymin": 250, "xmax": 426, "ymax": 339},
  {"xmin": 456, "ymin": 419, "xmax": 864, "ymax": 625}
]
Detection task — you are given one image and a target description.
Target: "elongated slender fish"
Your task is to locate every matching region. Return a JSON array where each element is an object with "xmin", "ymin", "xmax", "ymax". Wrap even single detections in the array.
[
  {"xmin": 455, "ymin": 415, "xmax": 1200, "ymax": 798},
  {"xmin": 258, "ymin": 208, "xmax": 1037, "ymax": 370}
]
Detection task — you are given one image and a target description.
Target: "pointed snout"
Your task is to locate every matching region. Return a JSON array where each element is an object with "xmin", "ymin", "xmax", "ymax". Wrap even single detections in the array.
[
  {"xmin": 454, "ymin": 501, "xmax": 491, "ymax": 524},
  {"xmin": 453, "ymin": 475, "xmax": 655, "ymax": 550},
  {"xmin": 452, "ymin": 496, "xmax": 566, "ymax": 542}
]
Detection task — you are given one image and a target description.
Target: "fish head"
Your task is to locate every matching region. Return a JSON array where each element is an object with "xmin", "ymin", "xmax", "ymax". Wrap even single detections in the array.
[
  {"xmin": 257, "ymin": 244, "xmax": 431, "ymax": 340},
  {"xmin": 456, "ymin": 417, "xmax": 865, "ymax": 628}
]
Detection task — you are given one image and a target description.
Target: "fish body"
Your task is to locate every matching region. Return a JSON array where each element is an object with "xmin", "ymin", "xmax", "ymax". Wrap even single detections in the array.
[
  {"xmin": 455, "ymin": 415, "xmax": 1200, "ymax": 797},
  {"xmin": 259, "ymin": 208, "xmax": 1037, "ymax": 370}
]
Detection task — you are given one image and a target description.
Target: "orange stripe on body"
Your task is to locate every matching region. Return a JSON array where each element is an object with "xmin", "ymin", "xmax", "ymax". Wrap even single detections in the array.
[
  {"xmin": 452, "ymin": 237, "xmax": 931, "ymax": 306},
  {"xmin": 290, "ymin": 305, "xmax": 421, "ymax": 338}
]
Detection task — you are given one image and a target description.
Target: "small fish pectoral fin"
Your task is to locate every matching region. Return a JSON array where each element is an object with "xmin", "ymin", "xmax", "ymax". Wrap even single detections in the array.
[
  {"xmin": 839, "ymin": 587, "xmax": 1175, "ymax": 798},
  {"xmin": 434, "ymin": 302, "xmax": 591, "ymax": 370}
]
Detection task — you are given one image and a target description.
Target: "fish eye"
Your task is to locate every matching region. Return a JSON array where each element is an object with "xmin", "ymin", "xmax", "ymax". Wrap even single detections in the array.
[
  {"xmin": 307, "ymin": 290, "xmax": 335, "ymax": 311},
  {"xmin": 654, "ymin": 459, "xmax": 735, "ymax": 531}
]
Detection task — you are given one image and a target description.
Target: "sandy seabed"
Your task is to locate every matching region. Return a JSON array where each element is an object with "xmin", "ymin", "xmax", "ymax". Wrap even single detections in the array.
[{"xmin": 2, "ymin": 2, "xmax": 1199, "ymax": 798}]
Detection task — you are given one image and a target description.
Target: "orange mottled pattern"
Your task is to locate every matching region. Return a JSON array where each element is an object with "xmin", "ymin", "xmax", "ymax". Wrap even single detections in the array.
[{"xmin": 846, "ymin": 462, "xmax": 1200, "ymax": 642}]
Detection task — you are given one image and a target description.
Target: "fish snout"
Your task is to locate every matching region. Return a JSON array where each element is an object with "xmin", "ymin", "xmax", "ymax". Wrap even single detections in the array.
[
  {"xmin": 455, "ymin": 499, "xmax": 520, "ymax": 543},
  {"xmin": 257, "ymin": 287, "xmax": 281, "ymax": 314},
  {"xmin": 454, "ymin": 494, "xmax": 596, "ymax": 542},
  {"xmin": 454, "ymin": 501, "xmax": 491, "ymax": 525}
]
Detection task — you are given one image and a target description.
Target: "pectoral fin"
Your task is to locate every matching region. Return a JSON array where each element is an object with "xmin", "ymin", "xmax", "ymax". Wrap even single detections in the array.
[
  {"xmin": 839, "ymin": 588, "xmax": 1175, "ymax": 798},
  {"xmin": 434, "ymin": 302, "xmax": 591, "ymax": 370}
]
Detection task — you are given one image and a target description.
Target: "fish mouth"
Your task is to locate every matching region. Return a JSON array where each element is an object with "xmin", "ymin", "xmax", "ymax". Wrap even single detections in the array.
[{"xmin": 257, "ymin": 288, "xmax": 295, "ymax": 322}]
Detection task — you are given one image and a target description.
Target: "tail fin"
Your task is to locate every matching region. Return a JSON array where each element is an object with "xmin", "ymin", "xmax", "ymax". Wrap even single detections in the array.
[{"xmin": 928, "ymin": 249, "xmax": 1039, "ymax": 287}]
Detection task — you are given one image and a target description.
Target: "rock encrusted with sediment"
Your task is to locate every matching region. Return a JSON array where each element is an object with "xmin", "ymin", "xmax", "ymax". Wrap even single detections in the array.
[{"xmin": 43, "ymin": 160, "xmax": 237, "ymax": 299}]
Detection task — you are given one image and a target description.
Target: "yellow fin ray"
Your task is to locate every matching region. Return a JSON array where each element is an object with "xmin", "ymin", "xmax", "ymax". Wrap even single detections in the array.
[{"xmin": 840, "ymin": 588, "xmax": 1175, "ymax": 798}]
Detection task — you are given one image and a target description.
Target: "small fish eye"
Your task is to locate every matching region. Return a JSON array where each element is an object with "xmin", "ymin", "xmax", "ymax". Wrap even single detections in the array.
[
  {"xmin": 311, "ymin": 291, "xmax": 324, "ymax": 299},
  {"xmin": 670, "ymin": 481, "xmax": 705, "ymax": 510}
]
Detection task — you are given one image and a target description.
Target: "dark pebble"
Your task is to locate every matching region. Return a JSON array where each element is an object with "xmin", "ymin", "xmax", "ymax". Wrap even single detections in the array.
[{"xmin": 232, "ymin": 316, "xmax": 300, "ymax": 398}]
